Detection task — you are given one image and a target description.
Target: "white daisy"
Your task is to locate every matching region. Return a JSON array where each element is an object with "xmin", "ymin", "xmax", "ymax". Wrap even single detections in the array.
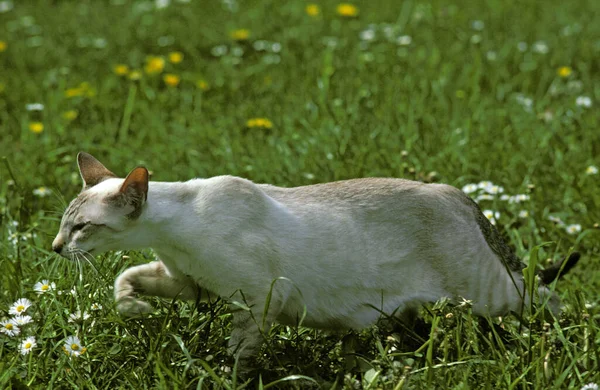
[
  {"xmin": 483, "ymin": 210, "xmax": 500, "ymax": 225},
  {"xmin": 90, "ymin": 303, "xmax": 103, "ymax": 311},
  {"xmin": 575, "ymin": 96, "xmax": 592, "ymax": 108},
  {"xmin": 532, "ymin": 41, "xmax": 549, "ymax": 54},
  {"xmin": 34, "ymin": 280, "xmax": 56, "ymax": 294},
  {"xmin": 476, "ymin": 194, "xmax": 494, "ymax": 202},
  {"xmin": 477, "ymin": 181, "xmax": 494, "ymax": 190},
  {"xmin": 581, "ymin": 383, "xmax": 599, "ymax": 390},
  {"xmin": 9, "ymin": 298, "xmax": 32, "ymax": 316},
  {"xmin": 25, "ymin": 103, "xmax": 44, "ymax": 111},
  {"xmin": 20, "ymin": 336, "xmax": 37, "ymax": 355},
  {"xmin": 396, "ymin": 35, "xmax": 412, "ymax": 46},
  {"xmin": 68, "ymin": 309, "xmax": 90, "ymax": 323},
  {"xmin": 484, "ymin": 185, "xmax": 504, "ymax": 195},
  {"xmin": 63, "ymin": 335, "xmax": 86, "ymax": 357},
  {"xmin": 565, "ymin": 224, "xmax": 582, "ymax": 235},
  {"xmin": 12, "ymin": 315, "xmax": 33, "ymax": 326},
  {"xmin": 518, "ymin": 210, "xmax": 529, "ymax": 218},
  {"xmin": 0, "ymin": 318, "xmax": 20, "ymax": 336},
  {"xmin": 585, "ymin": 165, "xmax": 598, "ymax": 175},
  {"xmin": 32, "ymin": 187, "xmax": 51, "ymax": 197},
  {"xmin": 461, "ymin": 183, "xmax": 479, "ymax": 194},
  {"xmin": 548, "ymin": 215, "xmax": 565, "ymax": 226}
]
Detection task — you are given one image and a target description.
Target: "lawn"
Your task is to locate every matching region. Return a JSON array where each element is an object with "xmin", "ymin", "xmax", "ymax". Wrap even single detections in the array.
[{"xmin": 0, "ymin": 0, "xmax": 599, "ymax": 388}]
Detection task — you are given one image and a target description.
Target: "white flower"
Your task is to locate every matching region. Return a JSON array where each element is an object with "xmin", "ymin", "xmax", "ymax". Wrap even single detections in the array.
[
  {"xmin": 483, "ymin": 210, "xmax": 500, "ymax": 225},
  {"xmin": 0, "ymin": 318, "xmax": 20, "ymax": 336},
  {"xmin": 12, "ymin": 315, "xmax": 33, "ymax": 326},
  {"xmin": 477, "ymin": 181, "xmax": 494, "ymax": 190},
  {"xmin": 586, "ymin": 165, "xmax": 598, "ymax": 175},
  {"xmin": 396, "ymin": 35, "xmax": 412, "ymax": 46},
  {"xmin": 581, "ymin": 383, "xmax": 599, "ymax": 390},
  {"xmin": 359, "ymin": 29, "xmax": 375, "ymax": 42},
  {"xmin": 63, "ymin": 335, "xmax": 86, "ymax": 357},
  {"xmin": 565, "ymin": 224, "xmax": 582, "ymax": 235},
  {"xmin": 20, "ymin": 336, "xmax": 37, "ymax": 355},
  {"xmin": 476, "ymin": 194, "xmax": 495, "ymax": 202},
  {"xmin": 0, "ymin": 1, "xmax": 14, "ymax": 13},
  {"xmin": 518, "ymin": 210, "xmax": 529, "ymax": 218},
  {"xmin": 471, "ymin": 20, "xmax": 485, "ymax": 31},
  {"xmin": 32, "ymin": 187, "xmax": 51, "ymax": 197},
  {"xmin": 34, "ymin": 280, "xmax": 56, "ymax": 294},
  {"xmin": 548, "ymin": 215, "xmax": 565, "ymax": 226},
  {"xmin": 90, "ymin": 303, "xmax": 103, "ymax": 311},
  {"xmin": 486, "ymin": 51, "xmax": 497, "ymax": 61},
  {"xmin": 532, "ymin": 41, "xmax": 549, "ymax": 54},
  {"xmin": 576, "ymin": 96, "xmax": 592, "ymax": 108},
  {"xmin": 9, "ymin": 298, "xmax": 32, "ymax": 316},
  {"xmin": 155, "ymin": 0, "xmax": 170, "ymax": 9},
  {"xmin": 26, "ymin": 103, "xmax": 44, "ymax": 111},
  {"xmin": 461, "ymin": 183, "xmax": 479, "ymax": 194},
  {"xmin": 508, "ymin": 194, "xmax": 531, "ymax": 203},
  {"xmin": 68, "ymin": 309, "xmax": 90, "ymax": 323},
  {"xmin": 484, "ymin": 185, "xmax": 504, "ymax": 195}
]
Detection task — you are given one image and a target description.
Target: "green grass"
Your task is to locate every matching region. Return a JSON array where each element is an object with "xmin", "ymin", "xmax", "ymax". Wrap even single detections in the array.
[{"xmin": 1, "ymin": 0, "xmax": 599, "ymax": 388}]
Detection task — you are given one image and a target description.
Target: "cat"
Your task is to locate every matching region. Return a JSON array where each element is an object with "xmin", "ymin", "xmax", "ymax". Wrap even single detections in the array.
[{"xmin": 52, "ymin": 152, "xmax": 579, "ymax": 368}]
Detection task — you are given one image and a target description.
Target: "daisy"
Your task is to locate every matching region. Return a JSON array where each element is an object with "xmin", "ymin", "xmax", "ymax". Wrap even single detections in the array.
[
  {"xmin": 33, "ymin": 187, "xmax": 51, "ymax": 197},
  {"xmin": 34, "ymin": 280, "xmax": 56, "ymax": 294},
  {"xmin": 581, "ymin": 384, "xmax": 599, "ymax": 390},
  {"xmin": 461, "ymin": 183, "xmax": 478, "ymax": 194},
  {"xmin": 63, "ymin": 336, "xmax": 86, "ymax": 357},
  {"xmin": 90, "ymin": 303, "xmax": 103, "ymax": 311},
  {"xmin": 68, "ymin": 309, "xmax": 90, "ymax": 323},
  {"xmin": 397, "ymin": 35, "xmax": 412, "ymax": 46},
  {"xmin": 476, "ymin": 194, "xmax": 494, "ymax": 202},
  {"xmin": 565, "ymin": 224, "xmax": 582, "ymax": 235},
  {"xmin": 0, "ymin": 318, "xmax": 20, "ymax": 336},
  {"xmin": 12, "ymin": 315, "xmax": 33, "ymax": 326},
  {"xmin": 9, "ymin": 298, "xmax": 32, "ymax": 316},
  {"xmin": 518, "ymin": 210, "xmax": 529, "ymax": 218},
  {"xmin": 25, "ymin": 103, "xmax": 44, "ymax": 111},
  {"xmin": 20, "ymin": 336, "xmax": 36, "ymax": 355},
  {"xmin": 483, "ymin": 210, "xmax": 500, "ymax": 225},
  {"xmin": 586, "ymin": 166, "xmax": 598, "ymax": 175},
  {"xmin": 576, "ymin": 96, "xmax": 592, "ymax": 108}
]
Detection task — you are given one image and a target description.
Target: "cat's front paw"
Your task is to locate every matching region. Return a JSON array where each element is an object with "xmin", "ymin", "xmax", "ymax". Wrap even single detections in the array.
[{"xmin": 116, "ymin": 297, "xmax": 153, "ymax": 317}]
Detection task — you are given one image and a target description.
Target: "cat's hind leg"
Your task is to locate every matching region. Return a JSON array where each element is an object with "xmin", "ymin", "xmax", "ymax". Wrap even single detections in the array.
[{"xmin": 114, "ymin": 260, "xmax": 199, "ymax": 317}]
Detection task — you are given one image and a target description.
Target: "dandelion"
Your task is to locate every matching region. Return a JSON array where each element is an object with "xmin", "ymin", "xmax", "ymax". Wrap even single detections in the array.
[
  {"xmin": 63, "ymin": 336, "xmax": 86, "ymax": 357},
  {"xmin": 113, "ymin": 64, "xmax": 129, "ymax": 76},
  {"xmin": 163, "ymin": 73, "xmax": 180, "ymax": 87},
  {"xmin": 581, "ymin": 383, "xmax": 599, "ymax": 390},
  {"xmin": 305, "ymin": 4, "xmax": 320, "ymax": 17},
  {"xmin": 144, "ymin": 56, "xmax": 165, "ymax": 74},
  {"xmin": 68, "ymin": 309, "xmax": 90, "ymax": 323},
  {"xmin": 128, "ymin": 69, "xmax": 142, "ymax": 81},
  {"xmin": 0, "ymin": 319, "xmax": 19, "ymax": 336},
  {"xmin": 483, "ymin": 210, "xmax": 500, "ymax": 225},
  {"xmin": 196, "ymin": 79, "xmax": 209, "ymax": 91},
  {"xmin": 12, "ymin": 315, "xmax": 33, "ymax": 326},
  {"xmin": 33, "ymin": 186, "xmax": 51, "ymax": 197},
  {"xmin": 565, "ymin": 224, "xmax": 582, "ymax": 235},
  {"xmin": 64, "ymin": 82, "xmax": 95, "ymax": 98},
  {"xmin": 336, "ymin": 3, "xmax": 359, "ymax": 17},
  {"xmin": 461, "ymin": 183, "xmax": 478, "ymax": 194},
  {"xmin": 586, "ymin": 165, "xmax": 598, "ymax": 175},
  {"xmin": 246, "ymin": 117, "xmax": 273, "ymax": 129},
  {"xmin": 62, "ymin": 110, "xmax": 78, "ymax": 121},
  {"xmin": 557, "ymin": 66, "xmax": 572, "ymax": 78},
  {"xmin": 90, "ymin": 303, "xmax": 102, "ymax": 311},
  {"xmin": 20, "ymin": 336, "xmax": 36, "ymax": 355},
  {"xmin": 34, "ymin": 280, "xmax": 56, "ymax": 294},
  {"xmin": 26, "ymin": 103, "xmax": 44, "ymax": 111},
  {"xmin": 518, "ymin": 210, "xmax": 529, "ymax": 218},
  {"xmin": 0, "ymin": 40, "xmax": 6, "ymax": 52},
  {"xmin": 230, "ymin": 29, "xmax": 250, "ymax": 41},
  {"xmin": 9, "ymin": 298, "xmax": 32, "ymax": 316},
  {"xmin": 575, "ymin": 96, "xmax": 592, "ymax": 108},
  {"xmin": 168, "ymin": 51, "xmax": 183, "ymax": 64},
  {"xmin": 29, "ymin": 122, "xmax": 44, "ymax": 134}
]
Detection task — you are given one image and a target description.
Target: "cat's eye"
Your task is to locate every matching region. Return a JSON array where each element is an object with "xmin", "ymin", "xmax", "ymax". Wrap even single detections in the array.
[{"xmin": 71, "ymin": 222, "xmax": 89, "ymax": 232}]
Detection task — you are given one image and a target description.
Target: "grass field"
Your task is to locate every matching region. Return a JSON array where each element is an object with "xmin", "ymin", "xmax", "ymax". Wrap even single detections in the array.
[{"xmin": 1, "ymin": 0, "xmax": 599, "ymax": 388}]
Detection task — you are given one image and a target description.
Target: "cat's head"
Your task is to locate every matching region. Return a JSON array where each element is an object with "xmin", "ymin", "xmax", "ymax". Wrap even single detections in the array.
[{"xmin": 52, "ymin": 152, "xmax": 149, "ymax": 260}]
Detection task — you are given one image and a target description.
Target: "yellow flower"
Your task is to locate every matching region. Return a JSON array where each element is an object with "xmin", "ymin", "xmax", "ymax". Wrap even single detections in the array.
[
  {"xmin": 113, "ymin": 64, "xmax": 129, "ymax": 76},
  {"xmin": 128, "ymin": 69, "xmax": 142, "ymax": 81},
  {"xmin": 336, "ymin": 3, "xmax": 359, "ymax": 17},
  {"xmin": 145, "ymin": 56, "xmax": 165, "ymax": 75},
  {"xmin": 168, "ymin": 51, "xmax": 184, "ymax": 64},
  {"xmin": 64, "ymin": 82, "xmax": 95, "ymax": 98},
  {"xmin": 196, "ymin": 79, "xmax": 209, "ymax": 91},
  {"xmin": 29, "ymin": 122, "xmax": 44, "ymax": 134},
  {"xmin": 246, "ymin": 117, "xmax": 273, "ymax": 129},
  {"xmin": 163, "ymin": 73, "xmax": 180, "ymax": 87},
  {"xmin": 0, "ymin": 41, "xmax": 6, "ymax": 52},
  {"xmin": 557, "ymin": 66, "xmax": 572, "ymax": 78},
  {"xmin": 62, "ymin": 110, "xmax": 78, "ymax": 121},
  {"xmin": 230, "ymin": 29, "xmax": 250, "ymax": 41},
  {"xmin": 65, "ymin": 87, "xmax": 84, "ymax": 98},
  {"xmin": 305, "ymin": 4, "xmax": 320, "ymax": 16}
]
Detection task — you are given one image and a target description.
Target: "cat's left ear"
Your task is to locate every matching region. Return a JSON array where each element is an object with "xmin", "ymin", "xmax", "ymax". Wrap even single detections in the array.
[{"xmin": 117, "ymin": 167, "xmax": 149, "ymax": 216}]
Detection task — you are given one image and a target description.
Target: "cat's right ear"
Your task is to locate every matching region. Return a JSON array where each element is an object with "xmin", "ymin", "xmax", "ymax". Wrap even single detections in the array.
[{"xmin": 77, "ymin": 152, "xmax": 117, "ymax": 190}]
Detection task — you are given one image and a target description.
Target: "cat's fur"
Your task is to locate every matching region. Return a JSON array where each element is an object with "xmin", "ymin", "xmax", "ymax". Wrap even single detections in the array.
[{"xmin": 53, "ymin": 152, "xmax": 578, "ymax": 366}]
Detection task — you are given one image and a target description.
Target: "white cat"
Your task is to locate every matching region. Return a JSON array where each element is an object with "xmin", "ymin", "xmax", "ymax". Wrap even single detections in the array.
[{"xmin": 52, "ymin": 152, "xmax": 579, "ymax": 366}]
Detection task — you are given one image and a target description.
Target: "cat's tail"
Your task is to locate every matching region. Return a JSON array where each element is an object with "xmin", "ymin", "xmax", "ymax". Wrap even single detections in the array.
[{"xmin": 539, "ymin": 252, "xmax": 581, "ymax": 285}]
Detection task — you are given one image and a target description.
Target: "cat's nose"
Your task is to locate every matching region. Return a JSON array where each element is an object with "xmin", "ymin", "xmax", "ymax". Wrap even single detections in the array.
[{"xmin": 52, "ymin": 243, "xmax": 63, "ymax": 254}]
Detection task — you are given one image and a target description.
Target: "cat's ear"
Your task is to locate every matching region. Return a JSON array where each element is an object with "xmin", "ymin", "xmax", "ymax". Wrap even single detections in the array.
[
  {"xmin": 77, "ymin": 152, "xmax": 117, "ymax": 189},
  {"xmin": 118, "ymin": 167, "xmax": 149, "ymax": 215}
]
